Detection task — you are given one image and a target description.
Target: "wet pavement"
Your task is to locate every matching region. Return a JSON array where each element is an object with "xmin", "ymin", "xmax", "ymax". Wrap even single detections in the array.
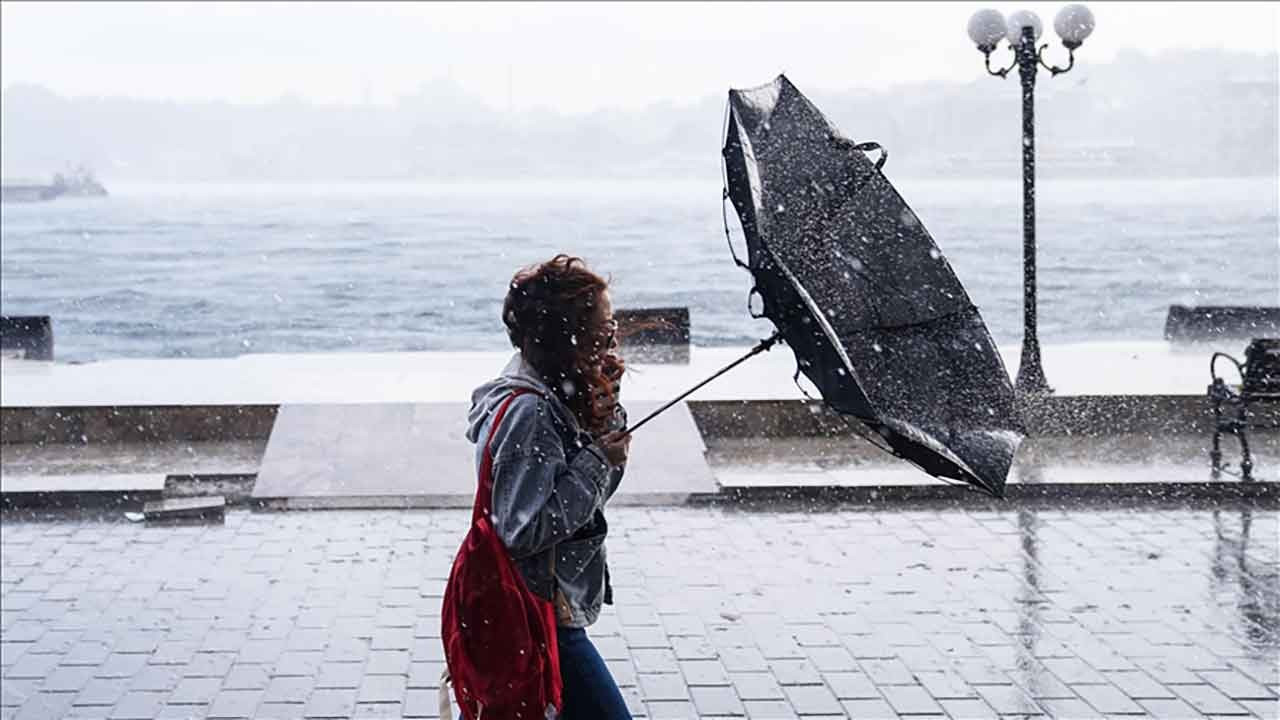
[{"xmin": 1, "ymin": 504, "xmax": 1277, "ymax": 719}]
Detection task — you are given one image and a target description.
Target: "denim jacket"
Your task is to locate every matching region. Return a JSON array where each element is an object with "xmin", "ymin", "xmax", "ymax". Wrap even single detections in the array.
[{"xmin": 465, "ymin": 354, "xmax": 625, "ymax": 628}]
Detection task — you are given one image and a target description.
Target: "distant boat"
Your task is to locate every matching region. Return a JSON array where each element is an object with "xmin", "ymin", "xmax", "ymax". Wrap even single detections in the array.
[{"xmin": 1, "ymin": 168, "xmax": 107, "ymax": 203}]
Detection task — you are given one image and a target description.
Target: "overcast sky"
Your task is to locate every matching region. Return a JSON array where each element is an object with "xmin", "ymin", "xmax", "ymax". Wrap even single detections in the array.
[{"xmin": 2, "ymin": 1, "xmax": 1276, "ymax": 113}]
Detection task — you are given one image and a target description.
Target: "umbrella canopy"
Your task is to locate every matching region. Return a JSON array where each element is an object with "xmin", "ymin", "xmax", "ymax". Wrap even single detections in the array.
[{"xmin": 721, "ymin": 75, "xmax": 1024, "ymax": 497}]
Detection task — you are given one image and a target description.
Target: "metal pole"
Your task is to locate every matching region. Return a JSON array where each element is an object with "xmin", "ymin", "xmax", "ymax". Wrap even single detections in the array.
[
  {"xmin": 1015, "ymin": 25, "xmax": 1052, "ymax": 394},
  {"xmin": 621, "ymin": 331, "xmax": 782, "ymax": 437}
]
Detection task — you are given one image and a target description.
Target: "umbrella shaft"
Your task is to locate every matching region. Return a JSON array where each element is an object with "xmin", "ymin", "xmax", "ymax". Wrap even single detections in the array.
[{"xmin": 621, "ymin": 332, "xmax": 782, "ymax": 437}]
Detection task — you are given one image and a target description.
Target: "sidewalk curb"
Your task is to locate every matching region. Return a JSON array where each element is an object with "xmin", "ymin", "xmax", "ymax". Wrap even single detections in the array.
[
  {"xmin": 702, "ymin": 480, "xmax": 1279, "ymax": 507},
  {"xmin": 5, "ymin": 479, "xmax": 1274, "ymax": 512}
]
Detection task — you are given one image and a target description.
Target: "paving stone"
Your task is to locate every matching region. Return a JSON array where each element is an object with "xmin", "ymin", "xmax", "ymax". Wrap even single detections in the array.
[
  {"xmin": 1239, "ymin": 698, "xmax": 1279, "ymax": 719},
  {"xmin": 1, "ymin": 680, "xmax": 38, "ymax": 709},
  {"xmin": 782, "ymin": 684, "xmax": 842, "ymax": 715},
  {"xmin": 150, "ymin": 641, "xmax": 200, "ymax": 666},
  {"xmin": 823, "ymin": 671, "xmax": 880, "ymax": 700},
  {"xmin": 95, "ymin": 654, "xmax": 148, "ymax": 679},
  {"xmin": 15, "ymin": 692, "xmax": 75, "ymax": 720},
  {"xmin": 639, "ymin": 673, "xmax": 689, "ymax": 701},
  {"xmin": 1040, "ymin": 656, "xmax": 1110, "ymax": 685},
  {"xmin": 937, "ymin": 697, "xmax": 1000, "ymax": 719},
  {"xmin": 235, "ymin": 639, "xmax": 286, "ymax": 665},
  {"xmin": 109, "ymin": 692, "xmax": 166, "ymax": 719},
  {"xmin": 594, "ymin": 635, "xmax": 632, "ymax": 661},
  {"xmin": 730, "ymin": 672, "xmax": 785, "ymax": 701},
  {"xmin": 184, "ymin": 653, "xmax": 236, "ymax": 678},
  {"xmin": 606, "ymin": 659, "xmax": 638, "ymax": 688},
  {"xmin": 25, "ymin": 630, "xmax": 80, "ymax": 656},
  {"xmin": 407, "ymin": 661, "xmax": 445, "ymax": 689},
  {"xmin": 128, "ymin": 666, "xmax": 181, "ymax": 692},
  {"xmin": 409, "ymin": 639, "xmax": 444, "ymax": 663},
  {"xmin": 804, "ymin": 646, "xmax": 858, "ymax": 673},
  {"xmin": 1072, "ymin": 682, "xmax": 1146, "ymax": 714},
  {"xmin": 881, "ymin": 684, "xmax": 944, "ymax": 715},
  {"xmin": 113, "ymin": 632, "xmax": 162, "ymax": 655},
  {"xmin": 972, "ymin": 684, "xmax": 1043, "ymax": 715},
  {"xmin": 302, "ymin": 689, "xmax": 356, "ymax": 719},
  {"xmin": 917, "ymin": 670, "xmax": 979, "ymax": 699},
  {"xmin": 402, "ymin": 689, "xmax": 440, "ymax": 719},
  {"xmin": 743, "ymin": 699, "xmax": 798, "ymax": 719},
  {"xmin": 768, "ymin": 658, "xmax": 823, "ymax": 686},
  {"xmin": 0, "ymin": 643, "xmax": 29, "ymax": 669},
  {"xmin": 170, "ymin": 677, "xmax": 225, "ymax": 706},
  {"xmin": 1174, "ymin": 684, "xmax": 1251, "ymax": 715},
  {"xmin": 680, "ymin": 659, "xmax": 730, "ymax": 686},
  {"xmin": 646, "ymin": 700, "xmax": 696, "ymax": 719},
  {"xmin": 41, "ymin": 665, "xmax": 96, "ymax": 692},
  {"xmin": 671, "ymin": 636, "xmax": 718, "ymax": 661},
  {"xmin": 62, "ymin": 643, "xmax": 111, "ymax": 667},
  {"xmin": 314, "ymin": 662, "xmax": 364, "ymax": 689},
  {"xmin": 63, "ymin": 706, "xmax": 112, "ymax": 720},
  {"xmin": 254, "ymin": 703, "xmax": 304, "ymax": 720},
  {"xmin": 1139, "ymin": 697, "xmax": 1209, "ymax": 717},
  {"xmin": 1104, "ymin": 670, "xmax": 1176, "ymax": 700},
  {"xmin": 74, "ymin": 679, "xmax": 130, "ymax": 707},
  {"xmin": 690, "ymin": 685, "xmax": 745, "ymax": 716},
  {"xmin": 720, "ymin": 646, "xmax": 769, "ymax": 673},
  {"xmin": 840, "ymin": 697, "xmax": 899, "ymax": 718},
  {"xmin": 1036, "ymin": 697, "xmax": 1106, "ymax": 718},
  {"xmin": 1, "ymin": 507, "xmax": 1276, "ymax": 720},
  {"xmin": 1199, "ymin": 670, "xmax": 1278, "ymax": 700},
  {"xmin": 206, "ymin": 690, "xmax": 262, "ymax": 719},
  {"xmin": 624, "ymin": 626, "xmax": 672, "ymax": 650},
  {"xmin": 263, "ymin": 677, "xmax": 314, "ymax": 705},
  {"xmin": 353, "ymin": 702, "xmax": 403, "ymax": 718},
  {"xmin": 1006, "ymin": 663, "xmax": 1075, "ymax": 699},
  {"xmin": 3, "ymin": 653, "xmax": 60, "ymax": 679},
  {"xmin": 860, "ymin": 657, "xmax": 917, "ymax": 685},
  {"xmin": 358, "ymin": 674, "xmax": 406, "ymax": 703},
  {"xmin": 632, "ymin": 648, "xmax": 678, "ymax": 674}
]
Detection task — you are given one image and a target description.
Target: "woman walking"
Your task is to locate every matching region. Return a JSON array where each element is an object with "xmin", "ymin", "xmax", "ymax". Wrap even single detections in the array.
[{"xmin": 446, "ymin": 254, "xmax": 633, "ymax": 720}]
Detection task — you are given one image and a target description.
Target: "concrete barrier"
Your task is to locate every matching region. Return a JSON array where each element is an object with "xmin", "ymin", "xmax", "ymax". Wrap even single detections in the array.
[
  {"xmin": 0, "ymin": 405, "xmax": 277, "ymax": 445},
  {"xmin": 0, "ymin": 316, "xmax": 53, "ymax": 361},
  {"xmin": 1164, "ymin": 305, "xmax": 1280, "ymax": 342},
  {"xmin": 686, "ymin": 395, "xmax": 1279, "ymax": 438},
  {"xmin": 7, "ymin": 395, "xmax": 1278, "ymax": 446},
  {"xmin": 616, "ymin": 307, "xmax": 690, "ymax": 363}
]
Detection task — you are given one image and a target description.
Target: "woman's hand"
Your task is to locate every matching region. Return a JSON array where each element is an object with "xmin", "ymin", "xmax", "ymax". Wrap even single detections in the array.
[{"xmin": 598, "ymin": 430, "xmax": 631, "ymax": 467}]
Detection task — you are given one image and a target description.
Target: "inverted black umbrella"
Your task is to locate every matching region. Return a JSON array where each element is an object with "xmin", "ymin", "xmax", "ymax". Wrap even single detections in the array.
[
  {"xmin": 626, "ymin": 74, "xmax": 1022, "ymax": 498},
  {"xmin": 719, "ymin": 74, "xmax": 1024, "ymax": 497}
]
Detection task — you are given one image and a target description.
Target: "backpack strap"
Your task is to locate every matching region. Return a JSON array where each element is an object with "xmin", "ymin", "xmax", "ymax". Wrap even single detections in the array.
[{"xmin": 474, "ymin": 389, "xmax": 532, "ymax": 526}]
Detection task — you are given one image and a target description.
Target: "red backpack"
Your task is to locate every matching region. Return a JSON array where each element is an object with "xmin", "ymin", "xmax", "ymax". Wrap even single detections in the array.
[{"xmin": 442, "ymin": 390, "xmax": 563, "ymax": 720}]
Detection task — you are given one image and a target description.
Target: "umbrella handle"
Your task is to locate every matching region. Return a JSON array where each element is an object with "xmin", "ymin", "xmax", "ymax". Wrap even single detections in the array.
[{"xmin": 619, "ymin": 331, "xmax": 783, "ymax": 437}]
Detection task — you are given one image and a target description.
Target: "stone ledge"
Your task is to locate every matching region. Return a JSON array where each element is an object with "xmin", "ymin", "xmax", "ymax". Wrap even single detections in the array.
[
  {"xmin": 1, "ymin": 405, "xmax": 277, "ymax": 444},
  {"xmin": 707, "ymin": 479, "xmax": 1279, "ymax": 506}
]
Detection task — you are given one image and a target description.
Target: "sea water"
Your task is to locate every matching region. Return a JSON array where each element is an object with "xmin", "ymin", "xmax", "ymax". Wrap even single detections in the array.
[{"xmin": 1, "ymin": 177, "xmax": 1276, "ymax": 362}]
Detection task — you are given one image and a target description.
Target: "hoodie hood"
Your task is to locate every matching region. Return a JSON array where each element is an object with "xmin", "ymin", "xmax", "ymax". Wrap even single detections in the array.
[{"xmin": 466, "ymin": 353, "xmax": 577, "ymax": 442}]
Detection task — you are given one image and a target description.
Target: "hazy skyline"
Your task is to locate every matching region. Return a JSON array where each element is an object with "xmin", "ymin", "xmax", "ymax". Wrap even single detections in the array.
[{"xmin": 2, "ymin": 1, "xmax": 1277, "ymax": 113}]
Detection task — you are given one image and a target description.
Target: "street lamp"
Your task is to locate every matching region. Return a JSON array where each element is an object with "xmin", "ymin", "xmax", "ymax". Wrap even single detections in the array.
[{"xmin": 967, "ymin": 5, "xmax": 1095, "ymax": 395}]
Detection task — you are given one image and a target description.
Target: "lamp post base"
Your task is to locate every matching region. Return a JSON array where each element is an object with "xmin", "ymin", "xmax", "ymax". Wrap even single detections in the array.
[{"xmin": 1015, "ymin": 341, "xmax": 1053, "ymax": 395}]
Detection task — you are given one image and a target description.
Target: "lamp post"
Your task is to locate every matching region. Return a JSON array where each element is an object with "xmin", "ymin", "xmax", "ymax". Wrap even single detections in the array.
[{"xmin": 967, "ymin": 5, "xmax": 1095, "ymax": 395}]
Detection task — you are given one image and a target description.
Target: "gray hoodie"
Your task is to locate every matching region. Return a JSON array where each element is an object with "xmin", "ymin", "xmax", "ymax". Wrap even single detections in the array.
[{"xmin": 465, "ymin": 353, "xmax": 625, "ymax": 628}]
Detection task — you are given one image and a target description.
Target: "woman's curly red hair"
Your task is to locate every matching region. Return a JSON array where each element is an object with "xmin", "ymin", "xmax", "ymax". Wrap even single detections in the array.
[{"xmin": 503, "ymin": 255, "xmax": 623, "ymax": 434}]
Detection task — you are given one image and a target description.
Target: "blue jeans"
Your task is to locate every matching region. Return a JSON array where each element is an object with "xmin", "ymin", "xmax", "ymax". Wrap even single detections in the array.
[{"xmin": 557, "ymin": 626, "xmax": 632, "ymax": 720}]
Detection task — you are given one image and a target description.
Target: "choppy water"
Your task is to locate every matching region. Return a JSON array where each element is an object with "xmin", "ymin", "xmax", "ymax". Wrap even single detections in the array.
[{"xmin": 1, "ymin": 177, "xmax": 1276, "ymax": 362}]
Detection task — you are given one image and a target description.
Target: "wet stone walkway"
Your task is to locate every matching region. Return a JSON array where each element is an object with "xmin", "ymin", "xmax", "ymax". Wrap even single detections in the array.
[{"xmin": 1, "ymin": 505, "xmax": 1277, "ymax": 719}]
